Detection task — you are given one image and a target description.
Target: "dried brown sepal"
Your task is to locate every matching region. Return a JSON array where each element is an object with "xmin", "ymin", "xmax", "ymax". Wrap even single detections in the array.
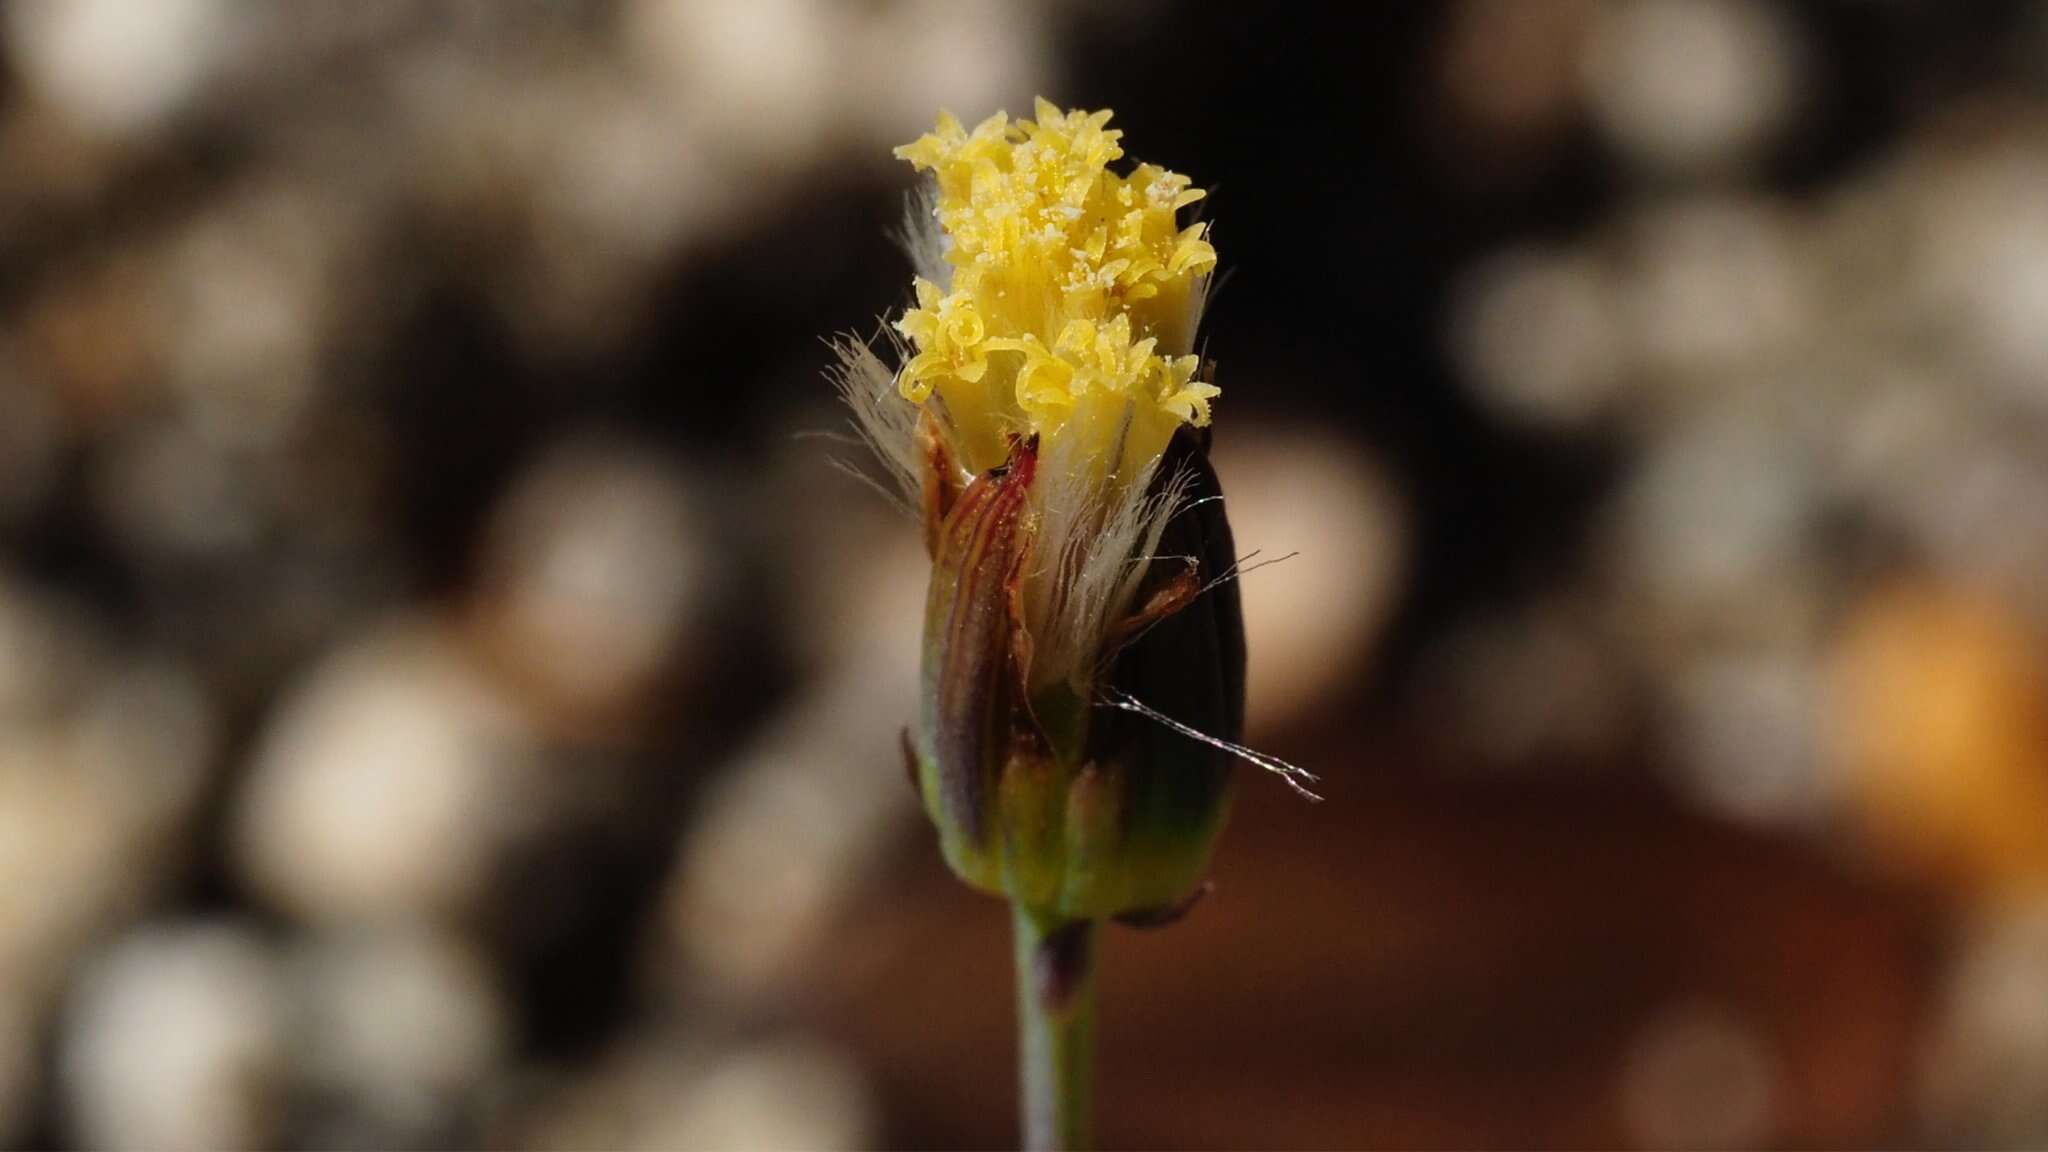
[
  {"xmin": 917, "ymin": 409, "xmax": 965, "ymax": 559},
  {"xmin": 920, "ymin": 438, "xmax": 1038, "ymax": 845},
  {"xmin": 1103, "ymin": 561, "xmax": 1201, "ymax": 654}
]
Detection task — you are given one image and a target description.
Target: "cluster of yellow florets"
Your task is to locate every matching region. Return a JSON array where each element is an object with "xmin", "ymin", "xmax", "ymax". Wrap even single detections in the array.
[{"xmin": 893, "ymin": 100, "xmax": 1220, "ymax": 481}]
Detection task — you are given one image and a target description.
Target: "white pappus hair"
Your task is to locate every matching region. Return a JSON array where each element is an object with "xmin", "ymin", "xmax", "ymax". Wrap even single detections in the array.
[
  {"xmin": 897, "ymin": 182, "xmax": 951, "ymax": 290},
  {"xmin": 1020, "ymin": 423, "xmax": 1191, "ymax": 695},
  {"xmin": 827, "ymin": 331, "xmax": 920, "ymax": 509}
]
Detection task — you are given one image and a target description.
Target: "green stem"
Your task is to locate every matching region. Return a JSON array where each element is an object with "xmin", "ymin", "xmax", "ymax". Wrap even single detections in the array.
[{"xmin": 1012, "ymin": 903, "xmax": 1098, "ymax": 1152}]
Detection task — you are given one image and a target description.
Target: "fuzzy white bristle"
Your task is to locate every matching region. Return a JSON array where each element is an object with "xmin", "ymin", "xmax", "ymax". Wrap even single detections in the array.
[
  {"xmin": 897, "ymin": 183, "xmax": 950, "ymax": 290},
  {"xmin": 827, "ymin": 333, "xmax": 921, "ymax": 506},
  {"xmin": 1021, "ymin": 423, "xmax": 1190, "ymax": 694}
]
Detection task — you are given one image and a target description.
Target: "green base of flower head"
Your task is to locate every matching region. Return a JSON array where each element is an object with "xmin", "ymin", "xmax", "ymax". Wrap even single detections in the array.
[
  {"xmin": 916, "ymin": 737, "xmax": 1232, "ymax": 922},
  {"xmin": 914, "ymin": 658, "xmax": 1236, "ymax": 921}
]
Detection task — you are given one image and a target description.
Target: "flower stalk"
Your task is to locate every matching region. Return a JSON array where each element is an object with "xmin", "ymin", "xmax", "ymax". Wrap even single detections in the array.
[{"xmin": 1014, "ymin": 906, "xmax": 1098, "ymax": 1152}]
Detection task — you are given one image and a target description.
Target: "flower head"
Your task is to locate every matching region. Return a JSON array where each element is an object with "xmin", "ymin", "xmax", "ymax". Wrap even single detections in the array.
[{"xmin": 829, "ymin": 100, "xmax": 1300, "ymax": 924}]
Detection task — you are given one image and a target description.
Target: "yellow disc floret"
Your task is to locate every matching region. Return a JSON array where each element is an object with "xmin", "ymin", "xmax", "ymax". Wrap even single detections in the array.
[{"xmin": 892, "ymin": 99, "xmax": 1220, "ymax": 482}]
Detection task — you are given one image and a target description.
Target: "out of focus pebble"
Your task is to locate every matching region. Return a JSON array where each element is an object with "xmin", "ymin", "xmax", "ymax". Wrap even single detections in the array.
[
  {"xmin": 1903, "ymin": 441, "xmax": 2048, "ymax": 629},
  {"xmin": 1830, "ymin": 584, "xmax": 2048, "ymax": 895},
  {"xmin": 1452, "ymin": 244, "xmax": 1629, "ymax": 431},
  {"xmin": 1606, "ymin": 417, "xmax": 1816, "ymax": 639},
  {"xmin": 850, "ymin": 0, "xmax": 1050, "ymax": 148},
  {"xmin": 1581, "ymin": 0, "xmax": 1803, "ymax": 174},
  {"xmin": 1438, "ymin": 0, "xmax": 1596, "ymax": 140},
  {"xmin": 511, "ymin": 1035, "xmax": 874, "ymax": 1152},
  {"xmin": 1921, "ymin": 902, "xmax": 2048, "ymax": 1145},
  {"xmin": 1211, "ymin": 424, "xmax": 1406, "ymax": 732},
  {"xmin": 157, "ymin": 179, "xmax": 354, "ymax": 451},
  {"xmin": 645, "ymin": 1039, "xmax": 873, "ymax": 1152},
  {"xmin": 1663, "ymin": 645, "xmax": 1827, "ymax": 828},
  {"xmin": 4, "ymin": 0, "xmax": 230, "ymax": 140},
  {"xmin": 60, "ymin": 922, "xmax": 287, "ymax": 1152},
  {"xmin": 295, "ymin": 925, "xmax": 509, "ymax": 1148},
  {"xmin": 471, "ymin": 438, "xmax": 707, "ymax": 728},
  {"xmin": 624, "ymin": 0, "xmax": 843, "ymax": 169},
  {"xmin": 1620, "ymin": 196, "xmax": 1808, "ymax": 383},
  {"xmin": 1619, "ymin": 1001, "xmax": 1781, "ymax": 1149},
  {"xmin": 234, "ymin": 618, "xmax": 540, "ymax": 925},
  {"xmin": 1911, "ymin": 141, "xmax": 2048, "ymax": 401}
]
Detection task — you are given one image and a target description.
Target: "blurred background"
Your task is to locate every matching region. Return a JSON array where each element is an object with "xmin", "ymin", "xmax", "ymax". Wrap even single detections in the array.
[{"xmin": 3, "ymin": 0, "xmax": 2048, "ymax": 1147}]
